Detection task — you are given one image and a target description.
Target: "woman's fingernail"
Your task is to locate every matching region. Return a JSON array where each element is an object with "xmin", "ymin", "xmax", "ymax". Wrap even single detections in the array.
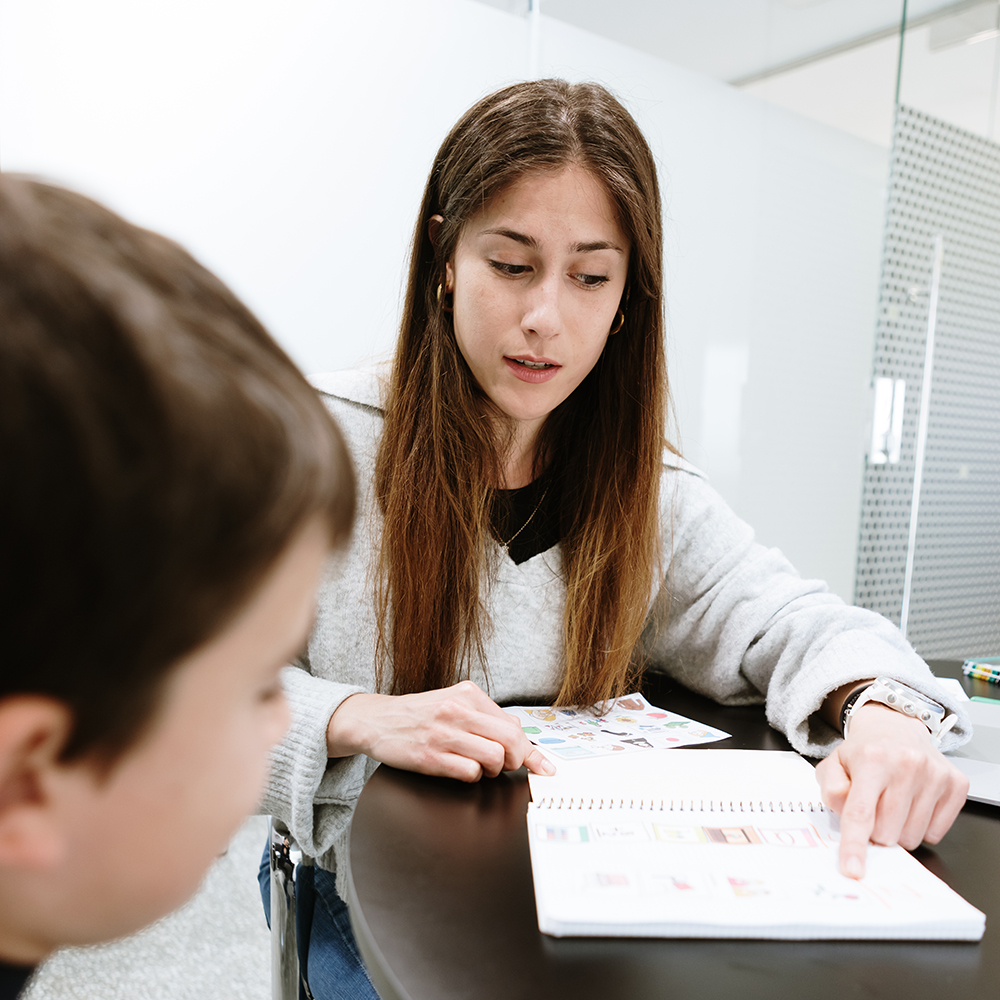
[{"xmin": 843, "ymin": 856, "xmax": 863, "ymax": 879}]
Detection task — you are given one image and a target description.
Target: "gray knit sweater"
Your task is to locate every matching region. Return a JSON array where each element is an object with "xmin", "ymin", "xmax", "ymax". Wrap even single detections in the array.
[{"xmin": 260, "ymin": 366, "xmax": 971, "ymax": 895}]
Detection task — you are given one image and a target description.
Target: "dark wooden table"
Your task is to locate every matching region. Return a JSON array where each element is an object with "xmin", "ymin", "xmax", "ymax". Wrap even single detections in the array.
[{"xmin": 347, "ymin": 663, "xmax": 1000, "ymax": 999}]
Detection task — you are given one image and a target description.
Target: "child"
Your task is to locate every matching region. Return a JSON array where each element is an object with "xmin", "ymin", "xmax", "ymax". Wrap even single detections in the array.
[{"xmin": 0, "ymin": 174, "xmax": 355, "ymax": 998}]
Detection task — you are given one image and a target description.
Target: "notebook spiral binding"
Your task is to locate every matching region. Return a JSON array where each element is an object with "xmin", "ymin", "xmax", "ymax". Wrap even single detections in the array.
[{"xmin": 535, "ymin": 797, "xmax": 828, "ymax": 813}]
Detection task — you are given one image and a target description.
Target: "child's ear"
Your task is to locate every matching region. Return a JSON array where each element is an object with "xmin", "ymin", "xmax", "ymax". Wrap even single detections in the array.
[{"xmin": 0, "ymin": 697, "xmax": 73, "ymax": 869}]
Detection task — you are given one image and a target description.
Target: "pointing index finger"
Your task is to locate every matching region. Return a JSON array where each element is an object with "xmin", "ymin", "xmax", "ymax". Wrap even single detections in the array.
[{"xmin": 836, "ymin": 771, "xmax": 884, "ymax": 879}]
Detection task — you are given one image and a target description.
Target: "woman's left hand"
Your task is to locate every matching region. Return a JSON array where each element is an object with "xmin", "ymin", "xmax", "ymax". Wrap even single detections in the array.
[{"xmin": 814, "ymin": 702, "xmax": 969, "ymax": 879}]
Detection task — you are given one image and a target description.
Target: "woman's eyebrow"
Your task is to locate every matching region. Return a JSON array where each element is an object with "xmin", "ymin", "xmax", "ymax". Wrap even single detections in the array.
[
  {"xmin": 480, "ymin": 227, "xmax": 538, "ymax": 248},
  {"xmin": 573, "ymin": 240, "xmax": 625, "ymax": 255},
  {"xmin": 479, "ymin": 228, "xmax": 624, "ymax": 255}
]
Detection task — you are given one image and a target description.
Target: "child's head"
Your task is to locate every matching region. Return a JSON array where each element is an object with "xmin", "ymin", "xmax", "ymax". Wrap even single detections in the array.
[{"xmin": 0, "ymin": 175, "xmax": 354, "ymax": 960}]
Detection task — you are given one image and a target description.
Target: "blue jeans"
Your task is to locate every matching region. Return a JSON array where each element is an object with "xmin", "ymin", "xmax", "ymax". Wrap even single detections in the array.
[{"xmin": 257, "ymin": 841, "xmax": 381, "ymax": 1000}]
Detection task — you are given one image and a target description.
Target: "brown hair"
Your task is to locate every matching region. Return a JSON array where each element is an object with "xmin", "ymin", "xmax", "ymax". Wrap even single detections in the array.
[
  {"xmin": 374, "ymin": 79, "xmax": 671, "ymax": 706},
  {"xmin": 0, "ymin": 174, "xmax": 355, "ymax": 762}
]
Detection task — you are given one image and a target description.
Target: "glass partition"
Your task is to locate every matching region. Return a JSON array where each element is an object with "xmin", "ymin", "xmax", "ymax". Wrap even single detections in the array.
[
  {"xmin": 854, "ymin": 2, "xmax": 1000, "ymax": 657},
  {"xmin": 898, "ymin": 0, "xmax": 1000, "ymax": 139}
]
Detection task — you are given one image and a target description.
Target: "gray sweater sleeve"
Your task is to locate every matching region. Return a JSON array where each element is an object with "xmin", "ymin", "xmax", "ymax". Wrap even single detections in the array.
[
  {"xmin": 258, "ymin": 660, "xmax": 374, "ymax": 862},
  {"xmin": 643, "ymin": 462, "xmax": 972, "ymax": 756}
]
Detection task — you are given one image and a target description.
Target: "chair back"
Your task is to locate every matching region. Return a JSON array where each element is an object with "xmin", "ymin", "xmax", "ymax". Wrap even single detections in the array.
[{"xmin": 269, "ymin": 817, "xmax": 313, "ymax": 1000}]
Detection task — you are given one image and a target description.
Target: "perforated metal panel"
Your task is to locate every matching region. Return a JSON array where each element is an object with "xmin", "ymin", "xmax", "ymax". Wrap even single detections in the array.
[{"xmin": 854, "ymin": 105, "xmax": 1000, "ymax": 658}]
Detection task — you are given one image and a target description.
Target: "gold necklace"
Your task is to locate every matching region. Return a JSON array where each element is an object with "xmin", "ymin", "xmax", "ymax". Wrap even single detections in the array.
[{"xmin": 497, "ymin": 482, "xmax": 551, "ymax": 550}]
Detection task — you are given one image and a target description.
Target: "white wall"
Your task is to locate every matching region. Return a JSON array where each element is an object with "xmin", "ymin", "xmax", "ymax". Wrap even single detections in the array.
[
  {"xmin": 0, "ymin": 0, "xmax": 529, "ymax": 370},
  {"xmin": 0, "ymin": 0, "xmax": 888, "ymax": 601},
  {"xmin": 742, "ymin": 33, "xmax": 901, "ymax": 147}
]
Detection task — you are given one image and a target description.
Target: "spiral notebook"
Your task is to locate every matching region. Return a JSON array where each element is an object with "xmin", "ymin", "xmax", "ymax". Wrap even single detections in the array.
[{"xmin": 527, "ymin": 749, "xmax": 985, "ymax": 941}]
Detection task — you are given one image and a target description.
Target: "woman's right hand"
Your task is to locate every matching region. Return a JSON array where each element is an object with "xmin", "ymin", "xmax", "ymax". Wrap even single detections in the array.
[{"xmin": 325, "ymin": 680, "xmax": 555, "ymax": 782}]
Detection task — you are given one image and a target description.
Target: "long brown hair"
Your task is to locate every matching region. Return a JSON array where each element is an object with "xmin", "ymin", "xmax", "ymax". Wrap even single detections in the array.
[{"xmin": 374, "ymin": 80, "xmax": 670, "ymax": 707}]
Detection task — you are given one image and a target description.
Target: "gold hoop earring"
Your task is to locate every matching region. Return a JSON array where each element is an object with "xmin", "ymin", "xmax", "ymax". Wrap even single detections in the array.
[
  {"xmin": 609, "ymin": 309, "xmax": 625, "ymax": 335},
  {"xmin": 436, "ymin": 283, "xmax": 453, "ymax": 313}
]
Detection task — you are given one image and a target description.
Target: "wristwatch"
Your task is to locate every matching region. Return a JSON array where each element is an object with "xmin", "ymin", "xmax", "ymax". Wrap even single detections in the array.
[{"xmin": 843, "ymin": 677, "xmax": 957, "ymax": 748}]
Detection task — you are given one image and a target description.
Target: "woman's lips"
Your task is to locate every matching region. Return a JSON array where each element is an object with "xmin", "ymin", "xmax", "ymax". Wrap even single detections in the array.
[{"xmin": 504, "ymin": 356, "xmax": 561, "ymax": 383}]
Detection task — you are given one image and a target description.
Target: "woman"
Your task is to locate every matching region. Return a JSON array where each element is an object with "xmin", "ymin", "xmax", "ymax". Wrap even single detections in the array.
[{"xmin": 261, "ymin": 80, "xmax": 969, "ymax": 1000}]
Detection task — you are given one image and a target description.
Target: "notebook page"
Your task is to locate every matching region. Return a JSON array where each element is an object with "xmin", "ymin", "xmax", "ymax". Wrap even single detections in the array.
[
  {"xmin": 527, "ymin": 804, "xmax": 986, "ymax": 940},
  {"xmin": 528, "ymin": 749, "xmax": 824, "ymax": 811}
]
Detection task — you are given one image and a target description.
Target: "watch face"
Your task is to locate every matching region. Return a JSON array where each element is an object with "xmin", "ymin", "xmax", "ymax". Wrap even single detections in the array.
[
  {"xmin": 848, "ymin": 678, "xmax": 957, "ymax": 747},
  {"xmin": 874, "ymin": 678, "xmax": 946, "ymax": 724}
]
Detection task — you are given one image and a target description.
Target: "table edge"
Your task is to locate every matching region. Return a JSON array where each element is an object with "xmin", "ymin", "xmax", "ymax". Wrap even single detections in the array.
[{"xmin": 346, "ymin": 855, "xmax": 411, "ymax": 1000}]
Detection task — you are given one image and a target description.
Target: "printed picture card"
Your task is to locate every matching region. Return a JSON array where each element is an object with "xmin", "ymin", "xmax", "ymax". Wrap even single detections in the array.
[{"xmin": 506, "ymin": 693, "xmax": 730, "ymax": 760}]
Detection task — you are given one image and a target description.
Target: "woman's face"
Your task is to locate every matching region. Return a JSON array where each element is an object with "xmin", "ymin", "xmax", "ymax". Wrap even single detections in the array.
[{"xmin": 446, "ymin": 163, "xmax": 629, "ymax": 438}]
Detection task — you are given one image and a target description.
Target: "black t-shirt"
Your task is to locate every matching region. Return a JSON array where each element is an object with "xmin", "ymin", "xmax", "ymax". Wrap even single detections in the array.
[
  {"xmin": 491, "ymin": 470, "xmax": 563, "ymax": 565},
  {"xmin": 0, "ymin": 961, "xmax": 35, "ymax": 1000}
]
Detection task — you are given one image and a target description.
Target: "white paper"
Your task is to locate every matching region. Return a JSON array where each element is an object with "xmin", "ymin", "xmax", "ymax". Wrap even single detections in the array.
[
  {"xmin": 934, "ymin": 676, "xmax": 969, "ymax": 701},
  {"xmin": 528, "ymin": 749, "xmax": 825, "ymax": 810}
]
